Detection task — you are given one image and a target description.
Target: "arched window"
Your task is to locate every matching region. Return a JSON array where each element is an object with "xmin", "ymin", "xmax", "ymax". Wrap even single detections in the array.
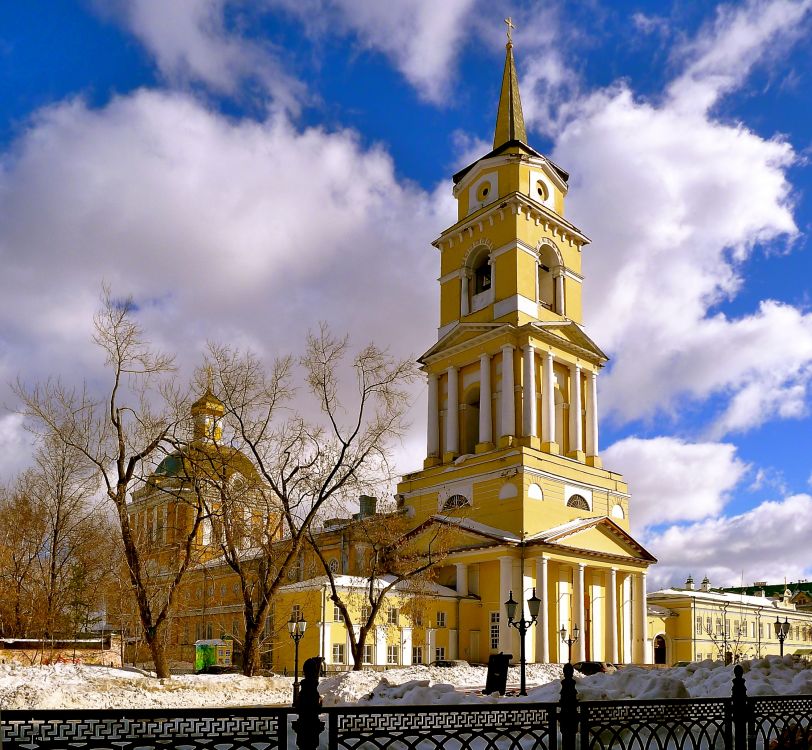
[
  {"xmin": 567, "ymin": 494, "xmax": 589, "ymax": 510},
  {"xmin": 463, "ymin": 245, "xmax": 494, "ymax": 315},
  {"xmin": 443, "ymin": 494, "xmax": 470, "ymax": 511},
  {"xmin": 538, "ymin": 244, "xmax": 563, "ymax": 315}
]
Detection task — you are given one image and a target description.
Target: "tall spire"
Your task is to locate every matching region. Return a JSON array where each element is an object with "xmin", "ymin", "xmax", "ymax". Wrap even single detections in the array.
[{"xmin": 493, "ymin": 18, "xmax": 527, "ymax": 149}]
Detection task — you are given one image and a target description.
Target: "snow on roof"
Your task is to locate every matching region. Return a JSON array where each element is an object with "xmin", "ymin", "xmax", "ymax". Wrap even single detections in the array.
[
  {"xmin": 432, "ymin": 514, "xmax": 520, "ymax": 543},
  {"xmin": 649, "ymin": 587, "xmax": 793, "ymax": 609},
  {"xmin": 280, "ymin": 574, "xmax": 459, "ymax": 598},
  {"xmin": 526, "ymin": 517, "xmax": 598, "ymax": 542}
]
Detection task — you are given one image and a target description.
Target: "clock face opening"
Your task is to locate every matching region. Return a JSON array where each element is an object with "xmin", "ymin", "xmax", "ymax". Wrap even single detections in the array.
[
  {"xmin": 477, "ymin": 183, "xmax": 491, "ymax": 201},
  {"xmin": 536, "ymin": 180, "xmax": 549, "ymax": 201}
]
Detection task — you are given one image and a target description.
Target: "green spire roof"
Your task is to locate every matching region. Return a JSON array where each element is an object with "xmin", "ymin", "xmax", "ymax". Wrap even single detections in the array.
[{"xmin": 493, "ymin": 40, "xmax": 527, "ymax": 149}]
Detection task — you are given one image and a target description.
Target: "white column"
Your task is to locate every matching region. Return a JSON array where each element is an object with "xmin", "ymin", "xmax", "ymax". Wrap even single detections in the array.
[
  {"xmin": 523, "ymin": 567, "xmax": 536, "ymax": 662},
  {"xmin": 461, "ymin": 272, "xmax": 470, "ymax": 316},
  {"xmin": 427, "ymin": 372, "xmax": 439, "ymax": 457},
  {"xmin": 586, "ymin": 370, "xmax": 599, "ymax": 457},
  {"xmin": 622, "ymin": 573, "xmax": 633, "ymax": 662},
  {"xmin": 500, "ymin": 345, "xmax": 515, "ymax": 438},
  {"xmin": 499, "ymin": 556, "xmax": 513, "ymax": 653},
  {"xmin": 636, "ymin": 572, "xmax": 649, "ymax": 664},
  {"xmin": 446, "ymin": 366, "xmax": 459, "ymax": 455},
  {"xmin": 455, "ymin": 563, "xmax": 468, "ymax": 597},
  {"xmin": 558, "ymin": 566, "xmax": 571, "ymax": 663},
  {"xmin": 522, "ymin": 344, "xmax": 537, "ymax": 438},
  {"xmin": 555, "ymin": 273, "xmax": 565, "ymax": 315},
  {"xmin": 574, "ymin": 564, "xmax": 586, "ymax": 662},
  {"xmin": 426, "ymin": 628, "xmax": 436, "ymax": 663},
  {"xmin": 607, "ymin": 568, "xmax": 618, "ymax": 663},
  {"xmin": 321, "ymin": 622, "xmax": 332, "ymax": 664},
  {"xmin": 401, "ymin": 628, "xmax": 413, "ymax": 665},
  {"xmin": 569, "ymin": 364, "xmax": 582, "ymax": 453},
  {"xmin": 542, "ymin": 350, "xmax": 555, "ymax": 444},
  {"xmin": 479, "ymin": 354, "xmax": 492, "ymax": 445},
  {"xmin": 536, "ymin": 557, "xmax": 550, "ymax": 663},
  {"xmin": 376, "ymin": 625, "xmax": 387, "ymax": 666},
  {"xmin": 590, "ymin": 572, "xmax": 603, "ymax": 661}
]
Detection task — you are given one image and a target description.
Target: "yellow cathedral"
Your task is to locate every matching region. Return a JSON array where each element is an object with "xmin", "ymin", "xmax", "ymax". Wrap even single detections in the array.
[
  {"xmin": 394, "ymin": 34, "xmax": 656, "ymax": 666},
  {"xmin": 125, "ymin": 35, "xmax": 658, "ymax": 672}
]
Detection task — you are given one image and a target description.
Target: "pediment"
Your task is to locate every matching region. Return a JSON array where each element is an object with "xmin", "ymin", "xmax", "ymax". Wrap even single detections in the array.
[
  {"xmin": 528, "ymin": 517, "xmax": 656, "ymax": 563},
  {"xmin": 530, "ymin": 321, "xmax": 608, "ymax": 362},
  {"xmin": 419, "ymin": 323, "xmax": 508, "ymax": 364}
]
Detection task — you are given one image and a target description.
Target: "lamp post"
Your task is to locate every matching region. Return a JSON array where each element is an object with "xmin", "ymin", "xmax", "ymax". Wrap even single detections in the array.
[
  {"xmin": 505, "ymin": 587, "xmax": 541, "ymax": 696},
  {"xmin": 559, "ymin": 622, "xmax": 580, "ymax": 664},
  {"xmin": 288, "ymin": 614, "xmax": 308, "ymax": 704},
  {"xmin": 774, "ymin": 617, "xmax": 790, "ymax": 657}
]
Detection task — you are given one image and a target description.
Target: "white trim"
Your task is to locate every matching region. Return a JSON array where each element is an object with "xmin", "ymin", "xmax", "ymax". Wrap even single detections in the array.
[
  {"xmin": 438, "ymin": 268, "xmax": 462, "ymax": 284},
  {"xmin": 494, "ymin": 294, "xmax": 538, "ymax": 318},
  {"xmin": 471, "ymin": 287, "xmax": 494, "ymax": 312}
]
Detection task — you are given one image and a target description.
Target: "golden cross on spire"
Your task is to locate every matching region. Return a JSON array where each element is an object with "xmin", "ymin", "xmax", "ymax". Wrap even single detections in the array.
[
  {"xmin": 204, "ymin": 364, "xmax": 214, "ymax": 391},
  {"xmin": 504, "ymin": 17, "xmax": 515, "ymax": 44}
]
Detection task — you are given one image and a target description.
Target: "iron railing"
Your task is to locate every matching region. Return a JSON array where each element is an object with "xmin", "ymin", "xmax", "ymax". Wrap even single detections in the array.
[{"xmin": 3, "ymin": 665, "xmax": 812, "ymax": 750}]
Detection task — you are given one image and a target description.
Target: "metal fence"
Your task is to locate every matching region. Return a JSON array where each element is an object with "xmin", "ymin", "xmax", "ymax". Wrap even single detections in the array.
[{"xmin": 3, "ymin": 665, "xmax": 812, "ymax": 750}]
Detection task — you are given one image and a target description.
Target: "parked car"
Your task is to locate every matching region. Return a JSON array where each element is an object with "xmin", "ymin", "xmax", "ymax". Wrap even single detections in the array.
[
  {"xmin": 430, "ymin": 659, "xmax": 469, "ymax": 668},
  {"xmin": 572, "ymin": 661, "xmax": 617, "ymax": 676}
]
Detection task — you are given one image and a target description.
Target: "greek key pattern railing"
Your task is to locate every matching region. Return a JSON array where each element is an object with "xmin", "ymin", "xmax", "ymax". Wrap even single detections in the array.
[
  {"xmin": 749, "ymin": 696, "xmax": 812, "ymax": 750},
  {"xmin": 0, "ymin": 707, "xmax": 289, "ymax": 750},
  {"xmin": 328, "ymin": 703, "xmax": 556, "ymax": 750},
  {"xmin": 581, "ymin": 698, "xmax": 731, "ymax": 750}
]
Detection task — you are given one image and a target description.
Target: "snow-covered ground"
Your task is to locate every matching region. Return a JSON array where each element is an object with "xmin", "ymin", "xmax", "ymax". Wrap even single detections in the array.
[{"xmin": 1, "ymin": 656, "xmax": 811, "ymax": 710}]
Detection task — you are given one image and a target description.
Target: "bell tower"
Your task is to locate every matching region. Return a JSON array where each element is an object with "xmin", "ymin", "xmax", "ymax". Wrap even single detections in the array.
[{"xmin": 397, "ymin": 32, "xmax": 631, "ymax": 538}]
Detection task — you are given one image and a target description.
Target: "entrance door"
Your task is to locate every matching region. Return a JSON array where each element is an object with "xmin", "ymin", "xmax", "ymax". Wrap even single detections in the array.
[
  {"xmin": 469, "ymin": 630, "xmax": 480, "ymax": 664},
  {"xmin": 654, "ymin": 635, "xmax": 666, "ymax": 664}
]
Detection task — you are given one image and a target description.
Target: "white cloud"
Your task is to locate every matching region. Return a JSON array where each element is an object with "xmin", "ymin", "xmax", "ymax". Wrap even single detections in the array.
[
  {"xmin": 523, "ymin": 0, "xmax": 812, "ymax": 435},
  {"xmin": 0, "ymin": 414, "xmax": 34, "ymax": 479},
  {"xmin": 0, "ymin": 90, "xmax": 455, "ymax": 475},
  {"xmin": 268, "ymin": 0, "xmax": 476, "ymax": 104},
  {"xmin": 645, "ymin": 493, "xmax": 812, "ymax": 589},
  {"xmin": 669, "ymin": 0, "xmax": 812, "ymax": 113},
  {"xmin": 103, "ymin": 0, "xmax": 304, "ymax": 109},
  {"xmin": 602, "ymin": 436, "xmax": 748, "ymax": 531}
]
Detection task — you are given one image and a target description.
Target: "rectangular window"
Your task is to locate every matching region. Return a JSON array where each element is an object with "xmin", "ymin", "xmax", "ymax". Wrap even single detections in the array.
[
  {"xmin": 715, "ymin": 617, "xmax": 722, "ymax": 634},
  {"xmin": 363, "ymin": 644, "xmax": 373, "ymax": 664},
  {"xmin": 360, "ymin": 605, "xmax": 371, "ymax": 623},
  {"xmin": 332, "ymin": 644, "xmax": 345, "ymax": 664},
  {"xmin": 696, "ymin": 616, "xmax": 703, "ymax": 635},
  {"xmin": 206, "ymin": 623, "xmax": 213, "ymax": 639},
  {"xmin": 759, "ymin": 622, "xmax": 763, "ymax": 638},
  {"xmin": 706, "ymin": 616, "xmax": 712, "ymax": 634},
  {"xmin": 412, "ymin": 646, "xmax": 423, "ymax": 664},
  {"xmin": 752, "ymin": 622, "xmax": 757, "ymax": 638},
  {"xmin": 333, "ymin": 605, "xmax": 341, "ymax": 622},
  {"xmin": 387, "ymin": 607, "xmax": 399, "ymax": 626},
  {"xmin": 436, "ymin": 611, "xmax": 446, "ymax": 628},
  {"xmin": 232, "ymin": 619, "xmax": 239, "ymax": 637},
  {"xmin": 796, "ymin": 625, "xmax": 801, "ymax": 640},
  {"xmin": 435, "ymin": 646, "xmax": 445, "ymax": 661},
  {"xmin": 734, "ymin": 620, "xmax": 740, "ymax": 636},
  {"xmin": 490, "ymin": 612, "xmax": 500, "ymax": 650},
  {"xmin": 725, "ymin": 619, "xmax": 730, "ymax": 637},
  {"xmin": 387, "ymin": 645, "xmax": 399, "ymax": 665},
  {"xmin": 291, "ymin": 604, "xmax": 301, "ymax": 621}
]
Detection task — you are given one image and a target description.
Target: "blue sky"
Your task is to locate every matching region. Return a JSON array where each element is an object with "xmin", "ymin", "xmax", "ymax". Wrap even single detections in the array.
[{"xmin": 1, "ymin": 0, "xmax": 812, "ymax": 587}]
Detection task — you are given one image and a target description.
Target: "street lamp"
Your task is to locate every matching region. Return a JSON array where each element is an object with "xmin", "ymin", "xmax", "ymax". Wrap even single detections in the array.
[
  {"xmin": 505, "ymin": 587, "xmax": 541, "ymax": 696},
  {"xmin": 774, "ymin": 617, "xmax": 790, "ymax": 657},
  {"xmin": 559, "ymin": 622, "xmax": 580, "ymax": 664},
  {"xmin": 288, "ymin": 614, "xmax": 308, "ymax": 704}
]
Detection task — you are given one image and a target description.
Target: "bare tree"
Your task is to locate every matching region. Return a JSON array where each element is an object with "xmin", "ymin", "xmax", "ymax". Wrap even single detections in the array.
[
  {"xmin": 206, "ymin": 325, "xmax": 417, "ymax": 675},
  {"xmin": 308, "ymin": 505, "xmax": 450, "ymax": 670},
  {"xmin": 16, "ymin": 289, "xmax": 205, "ymax": 677},
  {"xmin": 0, "ymin": 472, "xmax": 47, "ymax": 636}
]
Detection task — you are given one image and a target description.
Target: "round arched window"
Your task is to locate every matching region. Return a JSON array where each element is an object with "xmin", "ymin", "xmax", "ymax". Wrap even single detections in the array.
[
  {"xmin": 443, "ymin": 494, "xmax": 470, "ymax": 511},
  {"xmin": 329, "ymin": 558, "xmax": 339, "ymax": 573},
  {"xmin": 567, "ymin": 494, "xmax": 589, "ymax": 510}
]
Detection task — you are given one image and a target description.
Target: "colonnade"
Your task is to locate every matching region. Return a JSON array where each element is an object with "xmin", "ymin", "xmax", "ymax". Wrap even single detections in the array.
[
  {"xmin": 426, "ymin": 345, "xmax": 600, "ymax": 461},
  {"xmin": 455, "ymin": 558, "xmax": 649, "ymax": 664}
]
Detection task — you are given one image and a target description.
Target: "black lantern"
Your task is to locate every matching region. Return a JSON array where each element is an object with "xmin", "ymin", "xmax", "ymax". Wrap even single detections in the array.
[
  {"xmin": 504, "ymin": 588, "xmax": 541, "ymax": 696},
  {"xmin": 288, "ymin": 614, "xmax": 307, "ymax": 704}
]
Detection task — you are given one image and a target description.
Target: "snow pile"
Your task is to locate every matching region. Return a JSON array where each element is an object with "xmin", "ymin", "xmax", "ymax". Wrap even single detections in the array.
[
  {"xmin": 0, "ymin": 663, "xmax": 290, "ymax": 710},
  {"xmin": 2, "ymin": 657, "xmax": 811, "ymax": 710}
]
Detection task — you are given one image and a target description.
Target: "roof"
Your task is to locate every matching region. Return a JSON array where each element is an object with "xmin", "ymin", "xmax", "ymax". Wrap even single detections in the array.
[
  {"xmin": 525, "ymin": 516, "xmax": 657, "ymax": 562},
  {"xmin": 649, "ymin": 587, "xmax": 793, "ymax": 609},
  {"xmin": 493, "ymin": 40, "xmax": 526, "ymax": 148},
  {"xmin": 452, "ymin": 140, "xmax": 569, "ymax": 186},
  {"xmin": 279, "ymin": 574, "xmax": 459, "ymax": 599}
]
